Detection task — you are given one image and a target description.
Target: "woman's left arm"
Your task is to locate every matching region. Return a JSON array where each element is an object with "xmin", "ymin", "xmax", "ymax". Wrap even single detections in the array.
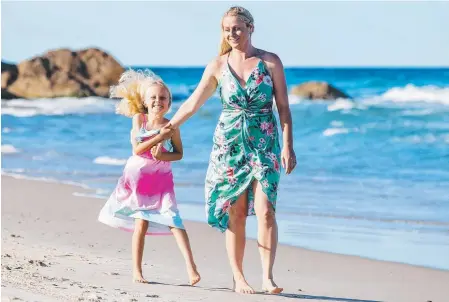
[{"xmin": 268, "ymin": 53, "xmax": 296, "ymax": 174}]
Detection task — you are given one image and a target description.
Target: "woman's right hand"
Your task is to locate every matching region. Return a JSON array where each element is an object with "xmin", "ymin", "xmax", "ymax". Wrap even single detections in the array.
[{"xmin": 159, "ymin": 125, "xmax": 174, "ymax": 140}]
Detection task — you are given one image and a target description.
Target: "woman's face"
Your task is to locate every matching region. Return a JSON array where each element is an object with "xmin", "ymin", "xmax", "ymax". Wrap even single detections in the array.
[{"xmin": 222, "ymin": 15, "xmax": 253, "ymax": 49}]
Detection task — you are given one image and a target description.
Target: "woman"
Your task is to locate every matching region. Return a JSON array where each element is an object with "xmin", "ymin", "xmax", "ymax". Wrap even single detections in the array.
[{"xmin": 165, "ymin": 6, "xmax": 296, "ymax": 294}]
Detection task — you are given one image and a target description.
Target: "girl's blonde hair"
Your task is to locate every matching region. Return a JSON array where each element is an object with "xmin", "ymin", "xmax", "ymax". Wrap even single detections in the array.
[
  {"xmin": 219, "ymin": 6, "xmax": 254, "ymax": 56},
  {"xmin": 110, "ymin": 69, "xmax": 172, "ymax": 118}
]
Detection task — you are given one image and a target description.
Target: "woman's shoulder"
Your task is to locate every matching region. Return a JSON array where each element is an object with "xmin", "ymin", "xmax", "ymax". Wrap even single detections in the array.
[
  {"xmin": 257, "ymin": 49, "xmax": 282, "ymax": 66},
  {"xmin": 202, "ymin": 56, "xmax": 227, "ymax": 80},
  {"xmin": 257, "ymin": 49, "xmax": 284, "ymax": 78},
  {"xmin": 208, "ymin": 55, "xmax": 226, "ymax": 70},
  {"xmin": 216, "ymin": 54, "xmax": 229, "ymax": 65}
]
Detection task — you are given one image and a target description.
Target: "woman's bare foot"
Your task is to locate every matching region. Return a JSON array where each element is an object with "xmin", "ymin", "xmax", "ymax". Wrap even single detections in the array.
[
  {"xmin": 133, "ymin": 271, "xmax": 149, "ymax": 284},
  {"xmin": 262, "ymin": 278, "xmax": 283, "ymax": 294},
  {"xmin": 187, "ymin": 265, "xmax": 201, "ymax": 286},
  {"xmin": 233, "ymin": 275, "xmax": 255, "ymax": 294}
]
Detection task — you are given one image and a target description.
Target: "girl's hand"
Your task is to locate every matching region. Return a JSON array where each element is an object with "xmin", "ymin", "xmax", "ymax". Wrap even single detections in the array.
[
  {"xmin": 160, "ymin": 124, "xmax": 174, "ymax": 140},
  {"xmin": 281, "ymin": 147, "xmax": 297, "ymax": 175},
  {"xmin": 151, "ymin": 143, "xmax": 163, "ymax": 160}
]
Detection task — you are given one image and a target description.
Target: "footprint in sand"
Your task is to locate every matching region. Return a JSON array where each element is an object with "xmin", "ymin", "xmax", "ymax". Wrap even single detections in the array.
[
  {"xmin": 28, "ymin": 260, "xmax": 49, "ymax": 267},
  {"xmin": 86, "ymin": 293, "xmax": 103, "ymax": 301},
  {"xmin": 56, "ymin": 253, "xmax": 74, "ymax": 257}
]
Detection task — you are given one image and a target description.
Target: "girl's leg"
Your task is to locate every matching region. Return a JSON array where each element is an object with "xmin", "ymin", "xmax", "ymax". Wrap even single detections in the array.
[
  {"xmin": 132, "ymin": 218, "xmax": 149, "ymax": 283},
  {"xmin": 226, "ymin": 192, "xmax": 255, "ymax": 294},
  {"xmin": 252, "ymin": 180, "xmax": 283, "ymax": 294},
  {"xmin": 169, "ymin": 227, "xmax": 201, "ymax": 286}
]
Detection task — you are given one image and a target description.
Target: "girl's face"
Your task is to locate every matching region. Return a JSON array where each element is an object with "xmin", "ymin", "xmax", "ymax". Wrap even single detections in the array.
[
  {"xmin": 144, "ymin": 84, "xmax": 170, "ymax": 116},
  {"xmin": 222, "ymin": 15, "xmax": 253, "ymax": 49}
]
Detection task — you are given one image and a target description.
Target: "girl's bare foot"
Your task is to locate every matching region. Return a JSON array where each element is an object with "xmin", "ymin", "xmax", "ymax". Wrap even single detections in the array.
[
  {"xmin": 233, "ymin": 275, "xmax": 255, "ymax": 294},
  {"xmin": 133, "ymin": 271, "xmax": 149, "ymax": 284},
  {"xmin": 262, "ymin": 278, "xmax": 283, "ymax": 294},
  {"xmin": 187, "ymin": 265, "xmax": 201, "ymax": 286}
]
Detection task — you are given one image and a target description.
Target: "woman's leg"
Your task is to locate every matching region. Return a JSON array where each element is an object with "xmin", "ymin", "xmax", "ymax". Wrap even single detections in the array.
[
  {"xmin": 132, "ymin": 219, "xmax": 149, "ymax": 283},
  {"xmin": 226, "ymin": 192, "xmax": 255, "ymax": 294},
  {"xmin": 252, "ymin": 180, "xmax": 283, "ymax": 294},
  {"xmin": 169, "ymin": 227, "xmax": 201, "ymax": 286}
]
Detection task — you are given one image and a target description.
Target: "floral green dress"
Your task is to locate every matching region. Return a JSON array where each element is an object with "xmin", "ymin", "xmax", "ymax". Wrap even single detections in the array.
[{"xmin": 205, "ymin": 58, "xmax": 281, "ymax": 232}]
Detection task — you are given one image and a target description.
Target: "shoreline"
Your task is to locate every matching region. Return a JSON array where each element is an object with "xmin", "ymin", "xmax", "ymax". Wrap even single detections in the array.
[
  {"xmin": 2, "ymin": 175, "xmax": 449, "ymax": 302},
  {"xmin": 2, "ymin": 172, "xmax": 448, "ymax": 272}
]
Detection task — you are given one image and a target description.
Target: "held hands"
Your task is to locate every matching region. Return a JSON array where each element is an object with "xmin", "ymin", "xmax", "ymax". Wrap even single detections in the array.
[
  {"xmin": 159, "ymin": 123, "xmax": 174, "ymax": 140},
  {"xmin": 151, "ymin": 143, "xmax": 163, "ymax": 160},
  {"xmin": 281, "ymin": 147, "xmax": 297, "ymax": 175},
  {"xmin": 152, "ymin": 123, "xmax": 174, "ymax": 160}
]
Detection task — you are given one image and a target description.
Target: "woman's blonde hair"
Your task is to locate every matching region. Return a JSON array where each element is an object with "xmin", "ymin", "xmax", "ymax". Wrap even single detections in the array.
[
  {"xmin": 110, "ymin": 69, "xmax": 172, "ymax": 118},
  {"xmin": 219, "ymin": 6, "xmax": 254, "ymax": 56}
]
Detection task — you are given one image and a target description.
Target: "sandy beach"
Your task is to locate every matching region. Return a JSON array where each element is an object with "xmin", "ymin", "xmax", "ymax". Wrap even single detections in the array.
[{"xmin": 2, "ymin": 176, "xmax": 448, "ymax": 302}]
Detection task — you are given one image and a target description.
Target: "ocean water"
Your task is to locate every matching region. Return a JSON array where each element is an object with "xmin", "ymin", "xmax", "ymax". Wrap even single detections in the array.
[{"xmin": 2, "ymin": 67, "xmax": 449, "ymax": 270}]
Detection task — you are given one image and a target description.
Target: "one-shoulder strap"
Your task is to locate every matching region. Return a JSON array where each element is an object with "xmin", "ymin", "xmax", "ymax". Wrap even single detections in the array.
[{"xmin": 141, "ymin": 113, "xmax": 147, "ymax": 129}]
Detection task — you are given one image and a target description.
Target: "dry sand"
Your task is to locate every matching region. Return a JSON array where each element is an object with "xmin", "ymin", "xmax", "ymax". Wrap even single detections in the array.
[{"xmin": 2, "ymin": 176, "xmax": 449, "ymax": 302}]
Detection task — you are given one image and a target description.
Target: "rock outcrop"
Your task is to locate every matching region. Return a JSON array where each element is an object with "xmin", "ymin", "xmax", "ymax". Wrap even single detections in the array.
[
  {"xmin": 1, "ymin": 48, "xmax": 124, "ymax": 99},
  {"xmin": 290, "ymin": 81, "xmax": 350, "ymax": 100}
]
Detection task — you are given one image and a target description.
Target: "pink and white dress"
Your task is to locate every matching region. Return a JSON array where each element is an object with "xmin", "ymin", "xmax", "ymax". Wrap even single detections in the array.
[{"xmin": 98, "ymin": 114, "xmax": 184, "ymax": 235}]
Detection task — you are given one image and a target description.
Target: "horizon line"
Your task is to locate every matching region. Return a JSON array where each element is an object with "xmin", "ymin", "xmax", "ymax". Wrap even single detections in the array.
[
  {"xmin": 2, "ymin": 58, "xmax": 448, "ymax": 69},
  {"xmin": 129, "ymin": 65, "xmax": 449, "ymax": 69}
]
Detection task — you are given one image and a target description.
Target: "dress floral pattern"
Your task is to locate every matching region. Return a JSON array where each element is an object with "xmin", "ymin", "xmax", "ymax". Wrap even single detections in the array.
[{"xmin": 205, "ymin": 59, "xmax": 281, "ymax": 232}]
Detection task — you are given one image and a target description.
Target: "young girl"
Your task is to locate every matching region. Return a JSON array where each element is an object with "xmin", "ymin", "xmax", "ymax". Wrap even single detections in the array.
[{"xmin": 98, "ymin": 69, "xmax": 201, "ymax": 286}]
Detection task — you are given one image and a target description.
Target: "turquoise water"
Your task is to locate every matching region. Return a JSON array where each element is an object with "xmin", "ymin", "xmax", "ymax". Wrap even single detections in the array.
[{"xmin": 2, "ymin": 67, "xmax": 449, "ymax": 270}]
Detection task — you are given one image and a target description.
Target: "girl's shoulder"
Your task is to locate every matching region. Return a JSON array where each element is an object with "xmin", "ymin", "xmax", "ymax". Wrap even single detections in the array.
[
  {"xmin": 132, "ymin": 113, "xmax": 143, "ymax": 121},
  {"xmin": 161, "ymin": 118, "xmax": 172, "ymax": 128},
  {"xmin": 132, "ymin": 113, "xmax": 144, "ymax": 129}
]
